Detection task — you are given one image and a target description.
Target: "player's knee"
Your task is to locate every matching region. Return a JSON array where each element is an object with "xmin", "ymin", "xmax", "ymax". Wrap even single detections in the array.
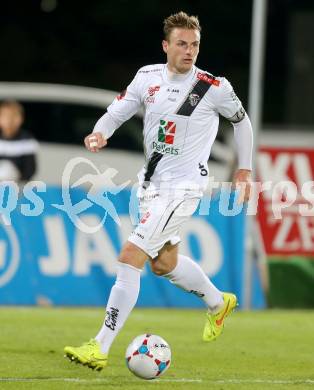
[
  {"xmin": 119, "ymin": 241, "xmax": 148, "ymax": 269},
  {"xmin": 119, "ymin": 242, "xmax": 139, "ymax": 264},
  {"xmin": 150, "ymin": 260, "xmax": 170, "ymax": 276}
]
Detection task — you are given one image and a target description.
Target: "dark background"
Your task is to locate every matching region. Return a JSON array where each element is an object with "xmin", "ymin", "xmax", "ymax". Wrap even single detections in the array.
[{"xmin": 1, "ymin": 0, "xmax": 314, "ymax": 129}]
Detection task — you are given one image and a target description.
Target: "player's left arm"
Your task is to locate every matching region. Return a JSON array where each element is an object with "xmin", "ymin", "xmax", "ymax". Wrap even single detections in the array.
[{"xmin": 215, "ymin": 78, "xmax": 253, "ymax": 203}]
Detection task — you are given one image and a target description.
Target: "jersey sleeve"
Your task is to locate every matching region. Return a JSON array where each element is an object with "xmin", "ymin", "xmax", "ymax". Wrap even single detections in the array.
[
  {"xmin": 214, "ymin": 78, "xmax": 246, "ymax": 123},
  {"xmin": 93, "ymin": 70, "xmax": 142, "ymax": 138},
  {"xmin": 233, "ymin": 114, "xmax": 253, "ymax": 170}
]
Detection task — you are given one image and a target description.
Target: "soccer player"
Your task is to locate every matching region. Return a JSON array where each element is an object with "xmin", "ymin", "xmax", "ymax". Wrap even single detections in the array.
[{"xmin": 64, "ymin": 11, "xmax": 253, "ymax": 371}]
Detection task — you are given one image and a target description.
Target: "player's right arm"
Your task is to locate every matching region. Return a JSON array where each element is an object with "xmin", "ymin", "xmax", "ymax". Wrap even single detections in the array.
[
  {"xmin": 84, "ymin": 71, "xmax": 142, "ymax": 152},
  {"xmin": 213, "ymin": 77, "xmax": 253, "ymax": 202}
]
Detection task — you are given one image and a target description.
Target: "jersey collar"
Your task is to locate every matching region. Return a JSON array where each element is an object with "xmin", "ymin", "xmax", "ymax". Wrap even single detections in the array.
[{"xmin": 163, "ymin": 64, "xmax": 196, "ymax": 84}]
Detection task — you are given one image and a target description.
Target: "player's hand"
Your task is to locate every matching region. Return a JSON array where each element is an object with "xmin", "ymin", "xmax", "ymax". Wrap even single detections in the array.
[
  {"xmin": 84, "ymin": 132, "xmax": 107, "ymax": 152},
  {"xmin": 233, "ymin": 169, "xmax": 252, "ymax": 203}
]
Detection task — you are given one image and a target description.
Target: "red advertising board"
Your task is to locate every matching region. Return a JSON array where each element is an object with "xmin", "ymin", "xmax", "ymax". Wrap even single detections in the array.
[{"xmin": 257, "ymin": 147, "xmax": 314, "ymax": 257}]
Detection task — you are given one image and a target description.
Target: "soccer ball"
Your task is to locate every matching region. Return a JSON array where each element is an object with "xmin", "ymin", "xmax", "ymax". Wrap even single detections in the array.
[{"xmin": 125, "ymin": 334, "xmax": 171, "ymax": 379}]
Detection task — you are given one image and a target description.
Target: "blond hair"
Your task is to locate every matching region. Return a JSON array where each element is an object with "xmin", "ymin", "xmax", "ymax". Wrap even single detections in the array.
[{"xmin": 163, "ymin": 11, "xmax": 201, "ymax": 41}]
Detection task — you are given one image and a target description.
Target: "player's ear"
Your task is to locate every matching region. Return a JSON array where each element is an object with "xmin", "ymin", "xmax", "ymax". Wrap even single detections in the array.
[{"xmin": 162, "ymin": 40, "xmax": 168, "ymax": 54}]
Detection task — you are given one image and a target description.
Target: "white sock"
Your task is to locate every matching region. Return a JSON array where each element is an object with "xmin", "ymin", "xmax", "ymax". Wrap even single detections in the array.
[
  {"xmin": 95, "ymin": 262, "xmax": 141, "ymax": 354},
  {"xmin": 163, "ymin": 254, "xmax": 223, "ymax": 311}
]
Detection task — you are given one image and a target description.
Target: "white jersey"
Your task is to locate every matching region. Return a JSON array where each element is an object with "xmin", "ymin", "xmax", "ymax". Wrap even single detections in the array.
[{"xmin": 94, "ymin": 64, "xmax": 246, "ymax": 191}]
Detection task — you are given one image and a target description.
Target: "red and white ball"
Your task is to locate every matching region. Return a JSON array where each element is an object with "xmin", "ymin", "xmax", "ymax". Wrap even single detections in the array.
[{"xmin": 125, "ymin": 334, "xmax": 171, "ymax": 379}]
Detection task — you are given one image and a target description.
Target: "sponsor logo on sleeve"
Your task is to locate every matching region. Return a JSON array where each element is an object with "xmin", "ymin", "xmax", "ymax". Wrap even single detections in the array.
[
  {"xmin": 197, "ymin": 72, "xmax": 220, "ymax": 86},
  {"xmin": 117, "ymin": 89, "xmax": 126, "ymax": 100}
]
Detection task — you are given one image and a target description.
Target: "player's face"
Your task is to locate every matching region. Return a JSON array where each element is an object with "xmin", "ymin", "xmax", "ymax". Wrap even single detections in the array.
[
  {"xmin": 0, "ymin": 107, "xmax": 23, "ymax": 137},
  {"xmin": 162, "ymin": 28, "xmax": 200, "ymax": 74}
]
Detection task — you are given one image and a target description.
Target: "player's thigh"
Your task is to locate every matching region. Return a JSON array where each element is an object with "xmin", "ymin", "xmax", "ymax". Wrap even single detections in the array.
[
  {"xmin": 128, "ymin": 194, "xmax": 181, "ymax": 259},
  {"xmin": 129, "ymin": 193, "xmax": 199, "ymax": 263}
]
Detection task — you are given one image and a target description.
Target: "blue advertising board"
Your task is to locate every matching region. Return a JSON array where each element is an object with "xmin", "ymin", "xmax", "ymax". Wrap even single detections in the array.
[{"xmin": 0, "ymin": 185, "xmax": 264, "ymax": 308}]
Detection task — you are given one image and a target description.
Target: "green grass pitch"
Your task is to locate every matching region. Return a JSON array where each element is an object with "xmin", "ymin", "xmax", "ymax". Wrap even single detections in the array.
[{"xmin": 0, "ymin": 307, "xmax": 313, "ymax": 389}]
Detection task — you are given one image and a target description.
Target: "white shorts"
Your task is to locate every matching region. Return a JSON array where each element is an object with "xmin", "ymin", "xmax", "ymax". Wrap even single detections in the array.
[{"xmin": 128, "ymin": 189, "xmax": 200, "ymax": 258}]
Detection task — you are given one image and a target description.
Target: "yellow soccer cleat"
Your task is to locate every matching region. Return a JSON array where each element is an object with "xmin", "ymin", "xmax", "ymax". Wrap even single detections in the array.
[
  {"xmin": 203, "ymin": 292, "xmax": 237, "ymax": 342},
  {"xmin": 64, "ymin": 339, "xmax": 108, "ymax": 371}
]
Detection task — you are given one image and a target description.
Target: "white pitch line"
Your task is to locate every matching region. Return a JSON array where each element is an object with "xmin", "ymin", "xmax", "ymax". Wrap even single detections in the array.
[
  {"xmin": 211, "ymin": 379, "xmax": 314, "ymax": 385},
  {"xmin": 0, "ymin": 378, "xmax": 106, "ymax": 383},
  {"xmin": 0, "ymin": 378, "xmax": 314, "ymax": 385},
  {"xmin": 149, "ymin": 378, "xmax": 202, "ymax": 383}
]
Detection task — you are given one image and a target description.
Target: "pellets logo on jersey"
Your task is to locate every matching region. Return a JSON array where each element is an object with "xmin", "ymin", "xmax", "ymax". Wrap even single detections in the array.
[{"xmin": 158, "ymin": 120, "xmax": 176, "ymax": 144}]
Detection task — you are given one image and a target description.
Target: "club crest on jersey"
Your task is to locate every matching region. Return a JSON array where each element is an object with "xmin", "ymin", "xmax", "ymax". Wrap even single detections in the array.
[{"xmin": 188, "ymin": 93, "xmax": 200, "ymax": 107}]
